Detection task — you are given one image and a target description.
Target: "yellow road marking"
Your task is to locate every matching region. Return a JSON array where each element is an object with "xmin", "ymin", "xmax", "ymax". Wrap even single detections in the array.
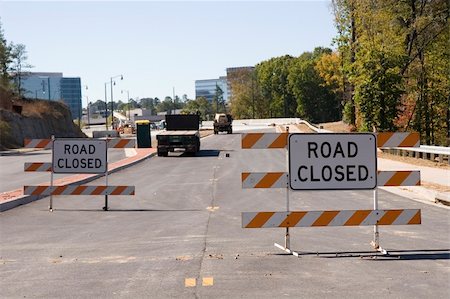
[
  {"xmin": 206, "ymin": 206, "xmax": 220, "ymax": 212},
  {"xmin": 185, "ymin": 278, "xmax": 196, "ymax": 287},
  {"xmin": 202, "ymin": 277, "xmax": 214, "ymax": 286}
]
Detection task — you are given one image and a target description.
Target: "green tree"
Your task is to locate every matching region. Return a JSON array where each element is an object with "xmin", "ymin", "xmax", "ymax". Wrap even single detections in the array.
[
  {"xmin": 182, "ymin": 96, "xmax": 212, "ymax": 120},
  {"xmin": 227, "ymin": 69, "xmax": 260, "ymax": 119},
  {"xmin": 10, "ymin": 43, "xmax": 33, "ymax": 96},
  {"xmin": 333, "ymin": 0, "xmax": 449, "ymax": 144},
  {"xmin": 156, "ymin": 97, "xmax": 174, "ymax": 114},
  {"xmin": 256, "ymin": 55, "xmax": 296, "ymax": 118},
  {"xmin": 332, "ymin": 0, "xmax": 357, "ymax": 126},
  {"xmin": 213, "ymin": 85, "xmax": 225, "ymax": 113},
  {"xmin": 288, "ymin": 48, "xmax": 340, "ymax": 123},
  {"xmin": 0, "ymin": 20, "xmax": 12, "ymax": 90},
  {"xmin": 140, "ymin": 98, "xmax": 155, "ymax": 114},
  {"xmin": 315, "ymin": 51, "xmax": 344, "ymax": 119}
]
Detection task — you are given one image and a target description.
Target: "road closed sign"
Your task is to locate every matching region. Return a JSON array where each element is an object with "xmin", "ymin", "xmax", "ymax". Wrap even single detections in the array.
[
  {"xmin": 288, "ymin": 133, "xmax": 377, "ymax": 190},
  {"xmin": 52, "ymin": 139, "xmax": 107, "ymax": 174}
]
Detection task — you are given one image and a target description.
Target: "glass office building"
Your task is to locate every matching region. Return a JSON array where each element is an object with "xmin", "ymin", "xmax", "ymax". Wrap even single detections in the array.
[
  {"xmin": 20, "ymin": 72, "xmax": 82, "ymax": 119},
  {"xmin": 195, "ymin": 76, "xmax": 229, "ymax": 102},
  {"xmin": 60, "ymin": 77, "xmax": 82, "ymax": 120}
]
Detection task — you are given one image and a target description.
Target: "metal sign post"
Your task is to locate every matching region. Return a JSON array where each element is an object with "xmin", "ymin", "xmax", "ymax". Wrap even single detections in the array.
[
  {"xmin": 286, "ymin": 127, "xmax": 290, "ymax": 250},
  {"xmin": 371, "ymin": 188, "xmax": 388, "ymax": 254},
  {"xmin": 103, "ymin": 137, "xmax": 109, "ymax": 211},
  {"xmin": 274, "ymin": 127, "xmax": 300, "ymax": 256},
  {"xmin": 49, "ymin": 135, "xmax": 55, "ymax": 212},
  {"xmin": 104, "ymin": 145, "xmax": 109, "ymax": 211}
]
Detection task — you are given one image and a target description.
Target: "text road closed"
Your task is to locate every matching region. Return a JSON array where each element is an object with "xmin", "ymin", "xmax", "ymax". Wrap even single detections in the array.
[
  {"xmin": 288, "ymin": 133, "xmax": 377, "ymax": 190},
  {"xmin": 52, "ymin": 139, "xmax": 107, "ymax": 174}
]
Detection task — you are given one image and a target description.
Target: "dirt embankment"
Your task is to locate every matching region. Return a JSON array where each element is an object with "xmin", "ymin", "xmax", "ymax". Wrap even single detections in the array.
[{"xmin": 0, "ymin": 88, "xmax": 85, "ymax": 150}]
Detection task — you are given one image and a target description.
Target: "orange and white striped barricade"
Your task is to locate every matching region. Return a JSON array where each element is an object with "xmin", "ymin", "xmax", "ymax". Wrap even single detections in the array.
[
  {"xmin": 241, "ymin": 171, "xmax": 421, "ymax": 188},
  {"xmin": 107, "ymin": 138, "xmax": 136, "ymax": 148},
  {"xmin": 24, "ymin": 139, "xmax": 52, "ymax": 149},
  {"xmin": 23, "ymin": 136, "xmax": 56, "ymax": 210},
  {"xmin": 24, "ymin": 162, "xmax": 52, "ymax": 172},
  {"xmin": 376, "ymin": 171, "xmax": 420, "ymax": 186},
  {"xmin": 24, "ymin": 185, "xmax": 135, "ymax": 196},
  {"xmin": 241, "ymin": 133, "xmax": 288, "ymax": 149},
  {"xmin": 376, "ymin": 132, "xmax": 420, "ymax": 148},
  {"xmin": 23, "ymin": 137, "xmax": 136, "ymax": 211},
  {"xmin": 242, "ymin": 209, "xmax": 421, "ymax": 228},
  {"xmin": 241, "ymin": 129, "xmax": 294, "ymax": 253},
  {"xmin": 240, "ymin": 130, "xmax": 422, "ymax": 256},
  {"xmin": 373, "ymin": 132, "xmax": 421, "ymax": 253},
  {"xmin": 241, "ymin": 132, "xmax": 420, "ymax": 149}
]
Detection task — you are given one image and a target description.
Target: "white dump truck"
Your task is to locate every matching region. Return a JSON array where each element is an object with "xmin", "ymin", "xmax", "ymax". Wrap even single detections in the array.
[{"xmin": 213, "ymin": 113, "xmax": 233, "ymax": 134}]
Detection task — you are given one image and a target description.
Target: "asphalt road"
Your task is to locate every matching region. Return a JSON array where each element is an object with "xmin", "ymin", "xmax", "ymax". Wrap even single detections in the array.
[
  {"xmin": 0, "ymin": 149, "xmax": 126, "ymax": 193},
  {"xmin": 1, "ymin": 131, "xmax": 449, "ymax": 298}
]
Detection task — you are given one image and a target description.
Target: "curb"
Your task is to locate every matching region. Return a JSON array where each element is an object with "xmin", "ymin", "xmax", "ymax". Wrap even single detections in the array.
[
  {"xmin": 435, "ymin": 192, "xmax": 450, "ymax": 206},
  {"xmin": 0, "ymin": 150, "xmax": 156, "ymax": 212}
]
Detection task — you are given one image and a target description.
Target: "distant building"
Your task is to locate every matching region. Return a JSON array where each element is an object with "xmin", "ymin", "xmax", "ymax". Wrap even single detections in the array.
[
  {"xmin": 60, "ymin": 77, "xmax": 82, "ymax": 120},
  {"xmin": 20, "ymin": 72, "xmax": 82, "ymax": 120},
  {"xmin": 195, "ymin": 76, "xmax": 229, "ymax": 103},
  {"xmin": 226, "ymin": 66, "xmax": 255, "ymax": 76},
  {"xmin": 129, "ymin": 108, "xmax": 153, "ymax": 122},
  {"xmin": 195, "ymin": 67, "xmax": 255, "ymax": 103}
]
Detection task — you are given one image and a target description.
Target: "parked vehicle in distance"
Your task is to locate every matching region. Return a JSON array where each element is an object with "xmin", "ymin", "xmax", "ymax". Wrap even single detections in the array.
[
  {"xmin": 213, "ymin": 113, "xmax": 233, "ymax": 134},
  {"xmin": 156, "ymin": 114, "xmax": 200, "ymax": 157}
]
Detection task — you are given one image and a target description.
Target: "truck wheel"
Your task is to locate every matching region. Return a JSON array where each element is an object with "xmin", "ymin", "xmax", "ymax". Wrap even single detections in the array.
[{"xmin": 157, "ymin": 150, "xmax": 167, "ymax": 157}]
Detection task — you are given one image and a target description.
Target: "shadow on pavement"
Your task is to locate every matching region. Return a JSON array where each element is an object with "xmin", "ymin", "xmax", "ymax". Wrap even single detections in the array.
[
  {"xmin": 158, "ymin": 150, "xmax": 220, "ymax": 157},
  {"xmin": 0, "ymin": 152, "xmax": 49, "ymax": 156},
  {"xmin": 49, "ymin": 208, "xmax": 203, "ymax": 212},
  {"xmin": 271, "ymin": 249, "xmax": 450, "ymax": 260}
]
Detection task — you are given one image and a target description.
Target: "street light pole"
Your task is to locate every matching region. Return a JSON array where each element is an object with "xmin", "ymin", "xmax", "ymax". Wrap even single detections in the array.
[
  {"xmin": 83, "ymin": 85, "xmax": 89, "ymax": 128},
  {"xmin": 121, "ymin": 90, "xmax": 130, "ymax": 120},
  {"xmin": 109, "ymin": 74, "xmax": 123, "ymax": 129},
  {"xmin": 48, "ymin": 77, "xmax": 51, "ymax": 100},
  {"xmin": 104, "ymin": 82, "xmax": 108, "ymax": 130},
  {"xmin": 86, "ymin": 96, "xmax": 90, "ymax": 127}
]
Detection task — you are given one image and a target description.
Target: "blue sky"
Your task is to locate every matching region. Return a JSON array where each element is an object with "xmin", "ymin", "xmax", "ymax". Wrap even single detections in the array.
[{"xmin": 1, "ymin": 1, "xmax": 337, "ymax": 107}]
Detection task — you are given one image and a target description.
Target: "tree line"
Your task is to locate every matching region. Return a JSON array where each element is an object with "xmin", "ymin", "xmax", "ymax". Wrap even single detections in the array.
[
  {"xmin": 0, "ymin": 20, "xmax": 32, "ymax": 95},
  {"xmin": 332, "ymin": 0, "xmax": 449, "ymax": 145},
  {"xmin": 229, "ymin": 0, "xmax": 449, "ymax": 145},
  {"xmin": 228, "ymin": 48, "xmax": 341, "ymax": 124},
  {"xmin": 89, "ymin": 93, "xmax": 226, "ymax": 122}
]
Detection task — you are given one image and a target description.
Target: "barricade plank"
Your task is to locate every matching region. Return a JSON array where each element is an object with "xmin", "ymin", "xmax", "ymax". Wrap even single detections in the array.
[
  {"xmin": 24, "ymin": 185, "xmax": 135, "ymax": 196},
  {"xmin": 242, "ymin": 210, "xmax": 421, "ymax": 228},
  {"xmin": 24, "ymin": 139, "xmax": 52, "ymax": 149},
  {"xmin": 241, "ymin": 133, "xmax": 288, "ymax": 149},
  {"xmin": 107, "ymin": 138, "xmax": 136, "ymax": 148},
  {"xmin": 242, "ymin": 171, "xmax": 420, "ymax": 188},
  {"xmin": 377, "ymin": 132, "xmax": 420, "ymax": 148},
  {"xmin": 24, "ymin": 162, "xmax": 52, "ymax": 172},
  {"xmin": 377, "ymin": 170, "xmax": 420, "ymax": 186}
]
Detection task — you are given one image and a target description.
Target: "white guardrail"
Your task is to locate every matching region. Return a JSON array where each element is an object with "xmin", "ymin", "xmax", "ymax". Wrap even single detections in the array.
[
  {"xmin": 306, "ymin": 121, "xmax": 449, "ymax": 165},
  {"xmin": 379, "ymin": 145, "xmax": 450, "ymax": 164},
  {"xmin": 203, "ymin": 117, "xmax": 449, "ymax": 164}
]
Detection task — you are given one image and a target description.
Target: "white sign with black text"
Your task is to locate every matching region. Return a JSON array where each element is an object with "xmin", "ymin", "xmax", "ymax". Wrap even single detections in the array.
[
  {"xmin": 52, "ymin": 139, "xmax": 107, "ymax": 174},
  {"xmin": 288, "ymin": 133, "xmax": 377, "ymax": 190}
]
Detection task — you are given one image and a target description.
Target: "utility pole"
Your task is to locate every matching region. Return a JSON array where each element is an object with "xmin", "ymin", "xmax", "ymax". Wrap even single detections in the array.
[{"xmin": 173, "ymin": 87, "xmax": 176, "ymax": 114}]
